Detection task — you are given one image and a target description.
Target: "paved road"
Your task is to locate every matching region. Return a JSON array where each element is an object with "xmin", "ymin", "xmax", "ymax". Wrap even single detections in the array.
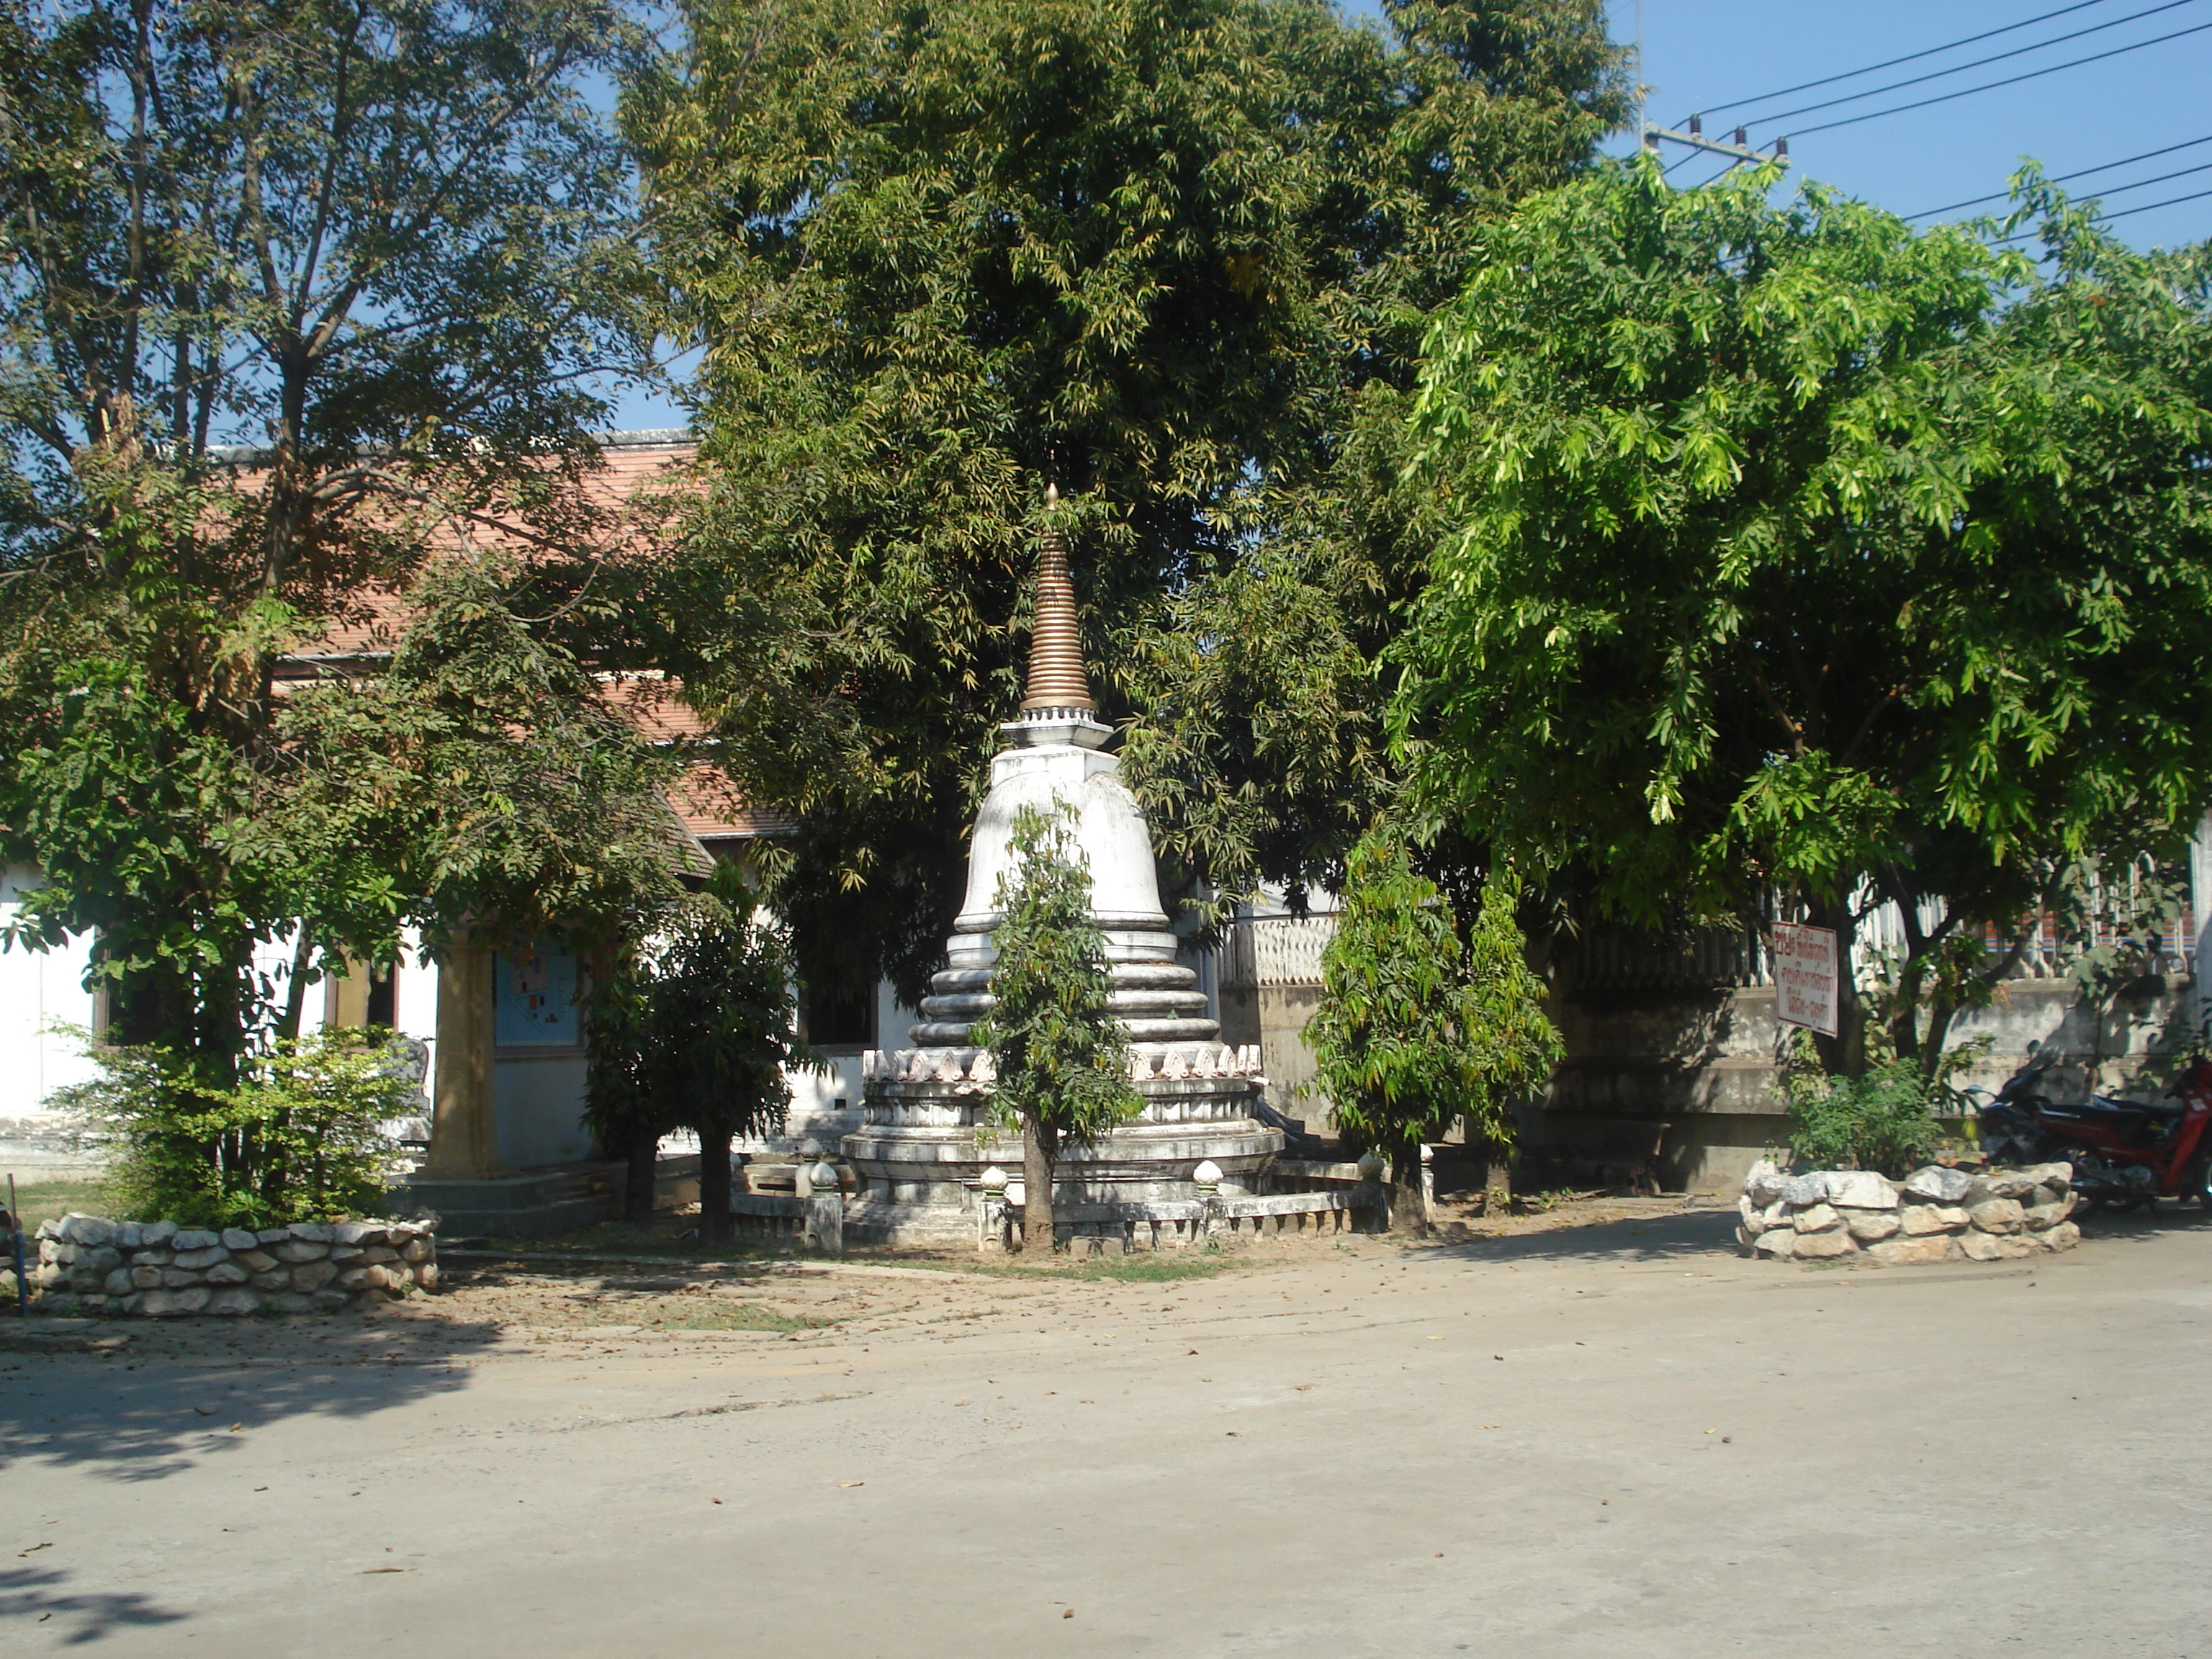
[{"xmin": 6, "ymin": 1208, "xmax": 2208, "ymax": 1657}]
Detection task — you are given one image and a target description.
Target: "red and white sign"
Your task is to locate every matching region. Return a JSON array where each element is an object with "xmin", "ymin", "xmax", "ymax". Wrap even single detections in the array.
[{"xmin": 1772, "ymin": 922, "xmax": 1839, "ymax": 1037}]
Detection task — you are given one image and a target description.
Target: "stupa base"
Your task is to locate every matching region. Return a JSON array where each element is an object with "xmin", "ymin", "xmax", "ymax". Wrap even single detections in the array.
[{"xmin": 840, "ymin": 1113, "xmax": 1284, "ymax": 1247}]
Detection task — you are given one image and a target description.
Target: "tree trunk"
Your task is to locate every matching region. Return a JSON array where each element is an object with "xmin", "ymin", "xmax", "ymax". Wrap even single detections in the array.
[
  {"xmin": 1390, "ymin": 1144, "xmax": 1428, "ymax": 1236},
  {"xmin": 1022, "ymin": 1118, "xmax": 1058, "ymax": 1254},
  {"xmin": 1484, "ymin": 1145, "xmax": 1512, "ymax": 1211},
  {"xmin": 696, "ymin": 1125, "xmax": 734, "ymax": 1246},
  {"xmin": 622, "ymin": 1128, "xmax": 659, "ymax": 1226}
]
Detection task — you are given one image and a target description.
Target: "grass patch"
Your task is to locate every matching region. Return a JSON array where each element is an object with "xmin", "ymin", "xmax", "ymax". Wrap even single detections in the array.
[
  {"xmin": 559, "ymin": 1297, "xmax": 836, "ymax": 1333},
  {"xmin": 5, "ymin": 1175, "xmax": 116, "ymax": 1231},
  {"xmin": 922, "ymin": 1250, "xmax": 1253, "ymax": 1283}
]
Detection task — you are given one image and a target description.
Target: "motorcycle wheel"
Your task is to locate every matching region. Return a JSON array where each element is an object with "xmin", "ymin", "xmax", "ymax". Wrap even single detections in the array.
[
  {"xmin": 2041, "ymin": 1138, "xmax": 2116, "ymax": 1213},
  {"xmin": 2185, "ymin": 1149, "xmax": 2212, "ymax": 1209}
]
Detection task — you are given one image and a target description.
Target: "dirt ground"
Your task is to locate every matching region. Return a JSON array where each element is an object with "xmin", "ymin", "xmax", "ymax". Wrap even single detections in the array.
[{"xmin": 10, "ymin": 1197, "xmax": 2209, "ymax": 1658}]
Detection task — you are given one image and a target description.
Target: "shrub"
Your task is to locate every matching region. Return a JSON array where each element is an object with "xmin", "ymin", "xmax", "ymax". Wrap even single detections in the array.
[
  {"xmin": 50, "ymin": 1026, "xmax": 415, "ymax": 1227},
  {"xmin": 1781, "ymin": 1046, "xmax": 1945, "ymax": 1177}
]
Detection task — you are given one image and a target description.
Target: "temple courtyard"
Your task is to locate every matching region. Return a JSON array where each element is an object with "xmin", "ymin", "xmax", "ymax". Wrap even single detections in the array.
[{"xmin": 6, "ymin": 1206, "xmax": 2207, "ymax": 1658}]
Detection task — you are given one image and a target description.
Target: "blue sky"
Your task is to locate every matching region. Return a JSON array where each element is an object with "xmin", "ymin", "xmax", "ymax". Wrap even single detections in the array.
[
  {"xmin": 608, "ymin": 1, "xmax": 2212, "ymax": 428},
  {"xmin": 1611, "ymin": 0, "xmax": 2212, "ymax": 240}
]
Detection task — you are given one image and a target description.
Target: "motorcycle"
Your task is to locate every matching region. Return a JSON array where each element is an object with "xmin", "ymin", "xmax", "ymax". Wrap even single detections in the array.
[{"xmin": 1972, "ymin": 1051, "xmax": 2212, "ymax": 1212}]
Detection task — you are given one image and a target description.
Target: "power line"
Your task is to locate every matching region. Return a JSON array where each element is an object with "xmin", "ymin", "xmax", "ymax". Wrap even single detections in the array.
[
  {"xmin": 1995, "ymin": 184, "xmax": 2212, "ymax": 240},
  {"xmin": 1907, "ymin": 133, "xmax": 2212, "ymax": 216},
  {"xmin": 1743, "ymin": 0, "xmax": 2199, "ymax": 131},
  {"xmin": 2097, "ymin": 183, "xmax": 2212, "ymax": 220},
  {"xmin": 1687, "ymin": 0, "xmax": 2126, "ymax": 121},
  {"xmin": 1783, "ymin": 18, "xmax": 2212, "ymax": 140}
]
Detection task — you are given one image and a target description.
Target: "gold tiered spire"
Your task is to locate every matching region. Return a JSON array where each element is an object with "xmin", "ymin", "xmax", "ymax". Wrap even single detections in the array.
[{"xmin": 1019, "ymin": 483, "xmax": 1097, "ymax": 714}]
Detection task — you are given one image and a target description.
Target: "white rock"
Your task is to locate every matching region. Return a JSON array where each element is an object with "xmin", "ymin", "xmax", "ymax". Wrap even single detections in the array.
[
  {"xmin": 1902, "ymin": 1166, "xmax": 1972, "ymax": 1202},
  {"xmin": 1868, "ymin": 1234, "xmax": 1953, "ymax": 1267},
  {"xmin": 1825, "ymin": 1171, "xmax": 1899, "ymax": 1210},
  {"xmin": 2018, "ymin": 1161, "xmax": 2072, "ymax": 1192},
  {"xmin": 1780, "ymin": 1173, "xmax": 1828, "ymax": 1206},
  {"xmin": 1901, "ymin": 1204, "xmax": 1968, "ymax": 1235},
  {"xmin": 136, "ymin": 1287, "xmax": 210, "ymax": 1316},
  {"xmin": 2040, "ymin": 1220, "xmax": 2082, "ymax": 1252},
  {"xmin": 1974, "ymin": 1170, "xmax": 2038, "ymax": 1201},
  {"xmin": 2024, "ymin": 1199, "xmax": 2074, "ymax": 1231},
  {"xmin": 1967, "ymin": 1198, "xmax": 2026, "ymax": 1235},
  {"xmin": 60, "ymin": 1215, "xmax": 116, "ymax": 1246},
  {"xmin": 1738, "ymin": 1195, "xmax": 1766, "ymax": 1236},
  {"xmin": 1794, "ymin": 1230, "xmax": 1856, "ymax": 1259},
  {"xmin": 1743, "ymin": 1160, "xmax": 1789, "ymax": 1205},
  {"xmin": 1792, "ymin": 1202, "xmax": 1841, "ymax": 1233},
  {"xmin": 1845, "ymin": 1209, "xmax": 1902, "ymax": 1243},
  {"xmin": 1754, "ymin": 1229, "xmax": 1797, "ymax": 1259}
]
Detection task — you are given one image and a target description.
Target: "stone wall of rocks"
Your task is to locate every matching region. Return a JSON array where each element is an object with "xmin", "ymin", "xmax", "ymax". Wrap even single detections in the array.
[
  {"xmin": 1738, "ymin": 1162, "xmax": 2081, "ymax": 1266},
  {"xmin": 31, "ymin": 1215, "xmax": 438, "ymax": 1316}
]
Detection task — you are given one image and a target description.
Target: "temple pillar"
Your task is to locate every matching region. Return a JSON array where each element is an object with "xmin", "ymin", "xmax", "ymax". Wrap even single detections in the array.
[{"xmin": 423, "ymin": 930, "xmax": 506, "ymax": 1179}]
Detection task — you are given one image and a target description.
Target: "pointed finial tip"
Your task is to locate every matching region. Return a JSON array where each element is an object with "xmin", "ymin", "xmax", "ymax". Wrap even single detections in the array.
[{"xmin": 1045, "ymin": 482, "xmax": 1059, "ymax": 507}]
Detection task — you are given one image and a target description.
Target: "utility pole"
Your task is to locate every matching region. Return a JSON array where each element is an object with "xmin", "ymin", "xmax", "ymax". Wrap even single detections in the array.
[{"xmin": 1642, "ymin": 112, "xmax": 1789, "ymax": 173}]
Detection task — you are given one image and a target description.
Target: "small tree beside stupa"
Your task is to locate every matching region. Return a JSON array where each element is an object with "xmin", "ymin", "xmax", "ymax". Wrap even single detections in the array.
[
  {"xmin": 971, "ymin": 805, "xmax": 1143, "ymax": 1253},
  {"xmin": 1305, "ymin": 831, "xmax": 1561, "ymax": 1228}
]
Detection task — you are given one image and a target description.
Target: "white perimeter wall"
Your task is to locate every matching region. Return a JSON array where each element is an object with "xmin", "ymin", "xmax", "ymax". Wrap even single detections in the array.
[{"xmin": 0, "ymin": 868, "xmax": 98, "ymax": 1117}]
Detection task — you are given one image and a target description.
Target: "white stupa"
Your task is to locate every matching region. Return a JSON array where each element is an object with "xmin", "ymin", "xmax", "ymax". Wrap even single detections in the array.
[{"xmin": 843, "ymin": 490, "xmax": 1282, "ymax": 1244}]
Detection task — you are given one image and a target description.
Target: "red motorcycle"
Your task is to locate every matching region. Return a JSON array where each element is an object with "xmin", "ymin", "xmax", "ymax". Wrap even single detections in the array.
[{"xmin": 1976, "ymin": 1054, "xmax": 2212, "ymax": 1211}]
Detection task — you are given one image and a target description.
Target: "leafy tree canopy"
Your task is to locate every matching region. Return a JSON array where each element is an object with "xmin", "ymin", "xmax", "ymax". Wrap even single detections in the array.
[
  {"xmin": 622, "ymin": 0, "xmax": 1625, "ymax": 997},
  {"xmin": 0, "ymin": 0, "xmax": 666, "ymax": 1074},
  {"xmin": 1304, "ymin": 830, "xmax": 1557, "ymax": 1195},
  {"xmin": 1396, "ymin": 157, "xmax": 2212, "ymax": 1072}
]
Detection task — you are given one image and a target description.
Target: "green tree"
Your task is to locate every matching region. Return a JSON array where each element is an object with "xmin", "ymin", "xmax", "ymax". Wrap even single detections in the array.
[
  {"xmin": 1304, "ymin": 830, "xmax": 1557, "ymax": 1225},
  {"xmin": 50, "ymin": 1025, "xmax": 418, "ymax": 1228},
  {"xmin": 583, "ymin": 952, "xmax": 678, "ymax": 1226},
  {"xmin": 0, "ymin": 0, "xmax": 657, "ymax": 1087},
  {"xmin": 970, "ymin": 805, "xmax": 1143, "ymax": 1253},
  {"xmin": 585, "ymin": 873, "xmax": 817, "ymax": 1245},
  {"xmin": 1398, "ymin": 157, "xmax": 2212, "ymax": 1079},
  {"xmin": 621, "ymin": 0, "xmax": 1626, "ymax": 991}
]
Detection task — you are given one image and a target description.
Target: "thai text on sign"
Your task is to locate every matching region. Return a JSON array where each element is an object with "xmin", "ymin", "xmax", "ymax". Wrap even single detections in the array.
[{"xmin": 1772, "ymin": 922, "xmax": 1839, "ymax": 1037}]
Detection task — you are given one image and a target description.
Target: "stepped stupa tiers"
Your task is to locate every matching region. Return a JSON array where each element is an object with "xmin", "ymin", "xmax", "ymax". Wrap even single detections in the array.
[{"xmin": 844, "ymin": 487, "xmax": 1282, "ymax": 1244}]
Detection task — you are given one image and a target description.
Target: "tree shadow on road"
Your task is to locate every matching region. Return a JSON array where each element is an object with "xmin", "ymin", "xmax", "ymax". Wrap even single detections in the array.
[
  {"xmin": 0, "ymin": 1310, "xmax": 504, "ymax": 1485},
  {"xmin": 0, "ymin": 1564, "xmax": 186, "ymax": 1647},
  {"xmin": 1416, "ymin": 1207, "xmax": 1743, "ymax": 1268}
]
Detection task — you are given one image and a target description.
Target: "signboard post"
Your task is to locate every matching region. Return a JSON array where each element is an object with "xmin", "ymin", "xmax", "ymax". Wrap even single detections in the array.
[{"xmin": 1771, "ymin": 922, "xmax": 1840, "ymax": 1038}]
